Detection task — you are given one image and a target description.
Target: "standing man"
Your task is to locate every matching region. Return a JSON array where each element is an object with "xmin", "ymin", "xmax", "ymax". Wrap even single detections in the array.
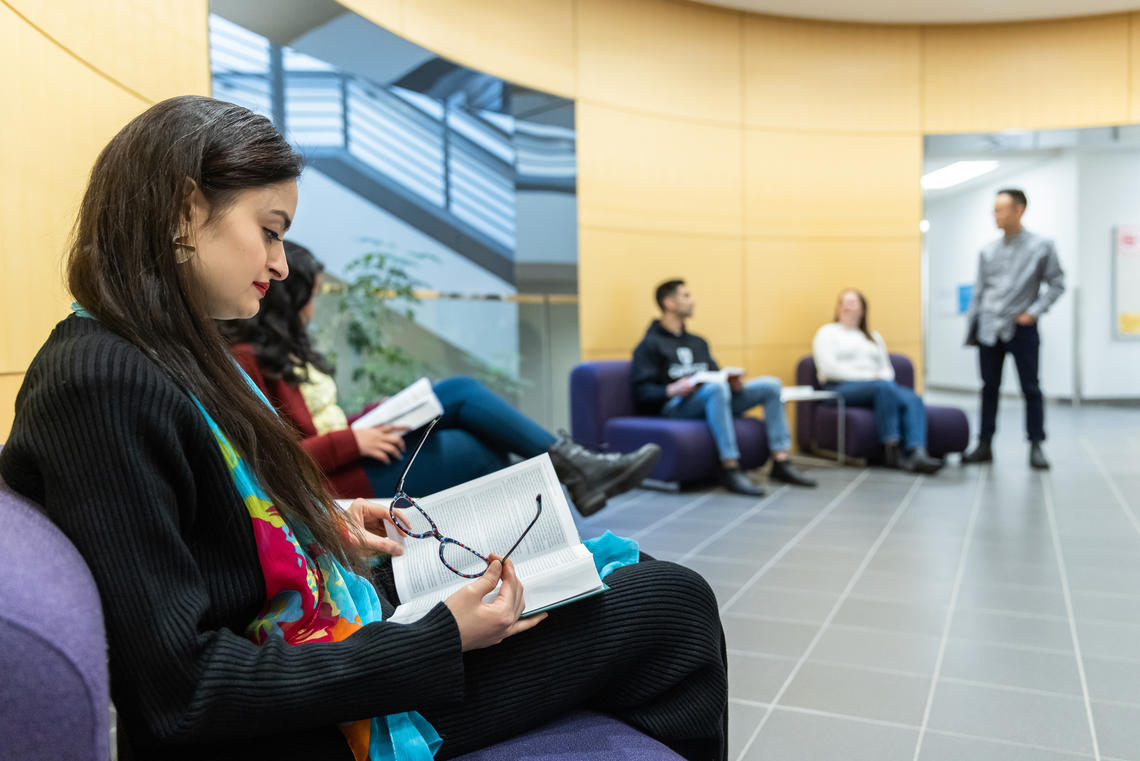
[
  {"xmin": 963, "ymin": 189, "xmax": 1065, "ymax": 470},
  {"xmin": 631, "ymin": 279, "xmax": 817, "ymax": 496}
]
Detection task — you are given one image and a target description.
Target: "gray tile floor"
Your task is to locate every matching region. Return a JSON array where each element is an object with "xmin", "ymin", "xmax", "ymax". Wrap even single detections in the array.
[{"xmin": 572, "ymin": 391, "xmax": 1140, "ymax": 761}]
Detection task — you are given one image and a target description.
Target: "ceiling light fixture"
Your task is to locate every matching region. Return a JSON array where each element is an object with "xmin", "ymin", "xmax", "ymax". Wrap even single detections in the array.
[{"xmin": 920, "ymin": 160, "xmax": 1000, "ymax": 190}]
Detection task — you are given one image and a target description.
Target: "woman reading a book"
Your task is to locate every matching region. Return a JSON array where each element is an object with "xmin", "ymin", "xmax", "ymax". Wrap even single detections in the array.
[
  {"xmin": 812, "ymin": 289, "xmax": 943, "ymax": 474},
  {"xmin": 220, "ymin": 240, "xmax": 659, "ymax": 517},
  {"xmin": 0, "ymin": 96, "xmax": 727, "ymax": 761}
]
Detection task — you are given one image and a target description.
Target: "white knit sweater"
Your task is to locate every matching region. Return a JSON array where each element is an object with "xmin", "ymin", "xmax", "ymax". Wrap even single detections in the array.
[{"xmin": 812, "ymin": 322, "xmax": 895, "ymax": 384}]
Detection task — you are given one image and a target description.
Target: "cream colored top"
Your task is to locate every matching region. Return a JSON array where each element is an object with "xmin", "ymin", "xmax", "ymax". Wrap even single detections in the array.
[
  {"xmin": 297, "ymin": 363, "xmax": 349, "ymax": 434},
  {"xmin": 812, "ymin": 322, "xmax": 895, "ymax": 384}
]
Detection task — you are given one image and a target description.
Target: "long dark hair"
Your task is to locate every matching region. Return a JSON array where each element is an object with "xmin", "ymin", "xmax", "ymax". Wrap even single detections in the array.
[
  {"xmin": 68, "ymin": 95, "xmax": 355, "ymax": 564},
  {"xmin": 219, "ymin": 241, "xmax": 332, "ymax": 384},
  {"xmin": 834, "ymin": 288, "xmax": 874, "ymax": 342}
]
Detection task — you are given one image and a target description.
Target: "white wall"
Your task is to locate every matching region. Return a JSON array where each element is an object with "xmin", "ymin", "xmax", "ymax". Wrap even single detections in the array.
[
  {"xmin": 1075, "ymin": 150, "xmax": 1140, "ymax": 399},
  {"xmin": 924, "ymin": 155, "xmax": 1078, "ymax": 398}
]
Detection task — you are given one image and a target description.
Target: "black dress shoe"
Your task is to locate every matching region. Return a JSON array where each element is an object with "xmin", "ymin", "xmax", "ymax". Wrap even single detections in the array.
[
  {"xmin": 882, "ymin": 442, "xmax": 902, "ymax": 469},
  {"xmin": 962, "ymin": 440, "xmax": 993, "ymax": 464},
  {"xmin": 548, "ymin": 436, "xmax": 662, "ymax": 516},
  {"xmin": 1029, "ymin": 443, "xmax": 1050, "ymax": 470},
  {"xmin": 722, "ymin": 467, "xmax": 767, "ymax": 497},
  {"xmin": 770, "ymin": 459, "xmax": 817, "ymax": 487},
  {"xmin": 900, "ymin": 447, "xmax": 944, "ymax": 474}
]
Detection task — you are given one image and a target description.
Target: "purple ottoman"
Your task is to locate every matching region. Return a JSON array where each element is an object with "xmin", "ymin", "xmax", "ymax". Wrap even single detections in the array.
[
  {"xmin": 0, "ymin": 460, "xmax": 112, "ymax": 761},
  {"xmin": 794, "ymin": 355, "xmax": 969, "ymax": 461},
  {"xmin": 571, "ymin": 361, "xmax": 770, "ymax": 485},
  {"xmin": 451, "ymin": 711, "xmax": 684, "ymax": 761}
]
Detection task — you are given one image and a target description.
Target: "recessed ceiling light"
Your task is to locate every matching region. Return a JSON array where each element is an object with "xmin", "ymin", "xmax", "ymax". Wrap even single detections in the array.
[{"xmin": 921, "ymin": 160, "xmax": 1000, "ymax": 190}]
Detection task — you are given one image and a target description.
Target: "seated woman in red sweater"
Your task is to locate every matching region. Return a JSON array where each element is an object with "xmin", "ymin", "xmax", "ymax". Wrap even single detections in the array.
[{"xmin": 221, "ymin": 241, "xmax": 659, "ymax": 516}]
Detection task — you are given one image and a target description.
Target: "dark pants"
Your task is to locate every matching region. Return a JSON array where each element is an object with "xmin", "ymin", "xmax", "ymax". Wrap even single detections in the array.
[
  {"xmin": 372, "ymin": 556, "xmax": 728, "ymax": 761},
  {"xmin": 362, "ymin": 377, "xmax": 557, "ymax": 497},
  {"xmin": 978, "ymin": 323, "xmax": 1045, "ymax": 443}
]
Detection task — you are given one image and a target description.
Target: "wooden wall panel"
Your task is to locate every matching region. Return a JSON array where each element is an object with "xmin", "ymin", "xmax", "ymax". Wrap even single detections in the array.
[
  {"xmin": 577, "ymin": 102, "xmax": 743, "ymax": 237},
  {"xmin": 744, "ymin": 130, "xmax": 923, "ymax": 238},
  {"xmin": 578, "ymin": 227, "xmax": 745, "ymax": 355},
  {"xmin": 577, "ymin": 0, "xmax": 741, "ymax": 123},
  {"xmin": 922, "ymin": 14, "xmax": 1131, "ymax": 133},
  {"xmin": 744, "ymin": 16, "xmax": 921, "ymax": 132},
  {"xmin": 0, "ymin": 1, "xmax": 209, "ymax": 439}
]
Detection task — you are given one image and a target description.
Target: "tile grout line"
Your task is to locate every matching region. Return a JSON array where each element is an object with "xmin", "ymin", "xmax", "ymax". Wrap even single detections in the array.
[
  {"xmin": 733, "ymin": 475, "xmax": 924, "ymax": 761},
  {"xmin": 730, "ymin": 696, "xmax": 1110, "ymax": 759},
  {"xmin": 677, "ymin": 485, "xmax": 792, "ymax": 563},
  {"xmin": 579, "ymin": 488, "xmax": 655, "ymax": 523},
  {"xmin": 720, "ymin": 469, "xmax": 871, "ymax": 613},
  {"xmin": 1079, "ymin": 436, "xmax": 1140, "ymax": 540},
  {"xmin": 1042, "ymin": 470, "xmax": 1103, "ymax": 761},
  {"xmin": 627, "ymin": 491, "xmax": 717, "ymax": 540},
  {"xmin": 911, "ymin": 466, "xmax": 987, "ymax": 761}
]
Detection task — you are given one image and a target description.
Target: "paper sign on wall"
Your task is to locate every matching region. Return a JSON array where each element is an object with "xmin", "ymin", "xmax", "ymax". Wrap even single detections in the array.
[{"xmin": 1114, "ymin": 226, "xmax": 1140, "ymax": 339}]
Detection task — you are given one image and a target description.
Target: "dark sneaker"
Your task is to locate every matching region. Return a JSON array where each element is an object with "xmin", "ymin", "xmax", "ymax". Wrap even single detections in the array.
[
  {"xmin": 962, "ymin": 440, "xmax": 993, "ymax": 464},
  {"xmin": 770, "ymin": 459, "xmax": 817, "ymax": 487},
  {"xmin": 882, "ymin": 442, "xmax": 902, "ymax": 469},
  {"xmin": 721, "ymin": 467, "xmax": 767, "ymax": 497},
  {"xmin": 901, "ymin": 447, "xmax": 943, "ymax": 474},
  {"xmin": 1030, "ymin": 443, "xmax": 1050, "ymax": 470},
  {"xmin": 547, "ymin": 436, "xmax": 661, "ymax": 516}
]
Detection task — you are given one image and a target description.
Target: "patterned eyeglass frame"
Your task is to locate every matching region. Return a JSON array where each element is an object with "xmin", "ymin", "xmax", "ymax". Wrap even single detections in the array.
[{"xmin": 389, "ymin": 416, "xmax": 543, "ymax": 578}]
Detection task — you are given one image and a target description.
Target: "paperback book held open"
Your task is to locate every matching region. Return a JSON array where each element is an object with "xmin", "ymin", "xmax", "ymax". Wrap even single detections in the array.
[
  {"xmin": 350, "ymin": 377, "xmax": 443, "ymax": 432},
  {"xmin": 688, "ymin": 367, "xmax": 745, "ymax": 385},
  {"xmin": 375, "ymin": 454, "xmax": 605, "ymax": 625}
]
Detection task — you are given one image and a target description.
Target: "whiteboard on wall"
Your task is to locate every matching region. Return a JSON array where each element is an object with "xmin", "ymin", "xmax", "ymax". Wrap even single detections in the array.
[{"xmin": 1114, "ymin": 226, "xmax": 1140, "ymax": 339}]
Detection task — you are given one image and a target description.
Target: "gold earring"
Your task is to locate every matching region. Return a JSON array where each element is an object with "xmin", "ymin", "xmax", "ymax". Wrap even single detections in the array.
[{"xmin": 173, "ymin": 234, "xmax": 196, "ymax": 264}]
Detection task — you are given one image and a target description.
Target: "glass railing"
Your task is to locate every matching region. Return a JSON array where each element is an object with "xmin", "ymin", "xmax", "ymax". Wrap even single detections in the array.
[{"xmin": 310, "ymin": 287, "xmax": 579, "ymax": 433}]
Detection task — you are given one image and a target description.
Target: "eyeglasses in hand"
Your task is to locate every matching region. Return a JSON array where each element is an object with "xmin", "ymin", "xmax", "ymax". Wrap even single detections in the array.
[{"xmin": 388, "ymin": 416, "xmax": 542, "ymax": 579}]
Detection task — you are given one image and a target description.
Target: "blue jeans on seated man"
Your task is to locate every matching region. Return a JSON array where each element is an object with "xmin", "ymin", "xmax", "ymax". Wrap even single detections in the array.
[
  {"xmin": 826, "ymin": 380, "xmax": 927, "ymax": 452},
  {"xmin": 662, "ymin": 377, "xmax": 791, "ymax": 462}
]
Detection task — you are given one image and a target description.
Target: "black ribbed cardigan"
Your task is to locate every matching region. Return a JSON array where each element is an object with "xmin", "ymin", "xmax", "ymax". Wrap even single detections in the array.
[{"xmin": 0, "ymin": 315, "xmax": 464, "ymax": 760}]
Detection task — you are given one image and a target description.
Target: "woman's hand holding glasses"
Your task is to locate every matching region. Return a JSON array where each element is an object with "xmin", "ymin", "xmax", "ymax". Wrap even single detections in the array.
[
  {"xmin": 342, "ymin": 498, "xmax": 410, "ymax": 556},
  {"xmin": 444, "ymin": 555, "xmax": 548, "ymax": 651}
]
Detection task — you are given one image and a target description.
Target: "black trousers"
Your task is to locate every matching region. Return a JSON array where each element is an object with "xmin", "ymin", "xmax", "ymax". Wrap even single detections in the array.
[
  {"xmin": 374, "ymin": 556, "xmax": 728, "ymax": 761},
  {"xmin": 978, "ymin": 323, "xmax": 1045, "ymax": 443}
]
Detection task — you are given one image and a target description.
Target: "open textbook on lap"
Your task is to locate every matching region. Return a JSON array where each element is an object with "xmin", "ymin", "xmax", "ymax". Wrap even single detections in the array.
[
  {"xmin": 350, "ymin": 377, "xmax": 443, "ymax": 431},
  {"xmin": 688, "ymin": 366, "xmax": 745, "ymax": 385},
  {"xmin": 379, "ymin": 454, "xmax": 605, "ymax": 625}
]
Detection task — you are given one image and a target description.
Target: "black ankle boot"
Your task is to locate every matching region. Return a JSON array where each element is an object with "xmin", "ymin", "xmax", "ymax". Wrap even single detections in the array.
[
  {"xmin": 770, "ymin": 459, "xmax": 817, "ymax": 487},
  {"xmin": 546, "ymin": 436, "xmax": 661, "ymax": 516},
  {"xmin": 882, "ymin": 442, "xmax": 902, "ymax": 469},
  {"xmin": 901, "ymin": 446, "xmax": 943, "ymax": 474},
  {"xmin": 962, "ymin": 439, "xmax": 993, "ymax": 464},
  {"xmin": 1029, "ymin": 442, "xmax": 1050, "ymax": 470},
  {"xmin": 721, "ymin": 467, "xmax": 766, "ymax": 497}
]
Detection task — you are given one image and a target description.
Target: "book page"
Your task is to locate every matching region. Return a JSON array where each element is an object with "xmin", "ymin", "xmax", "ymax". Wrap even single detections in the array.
[
  {"xmin": 350, "ymin": 377, "xmax": 443, "ymax": 431},
  {"xmin": 689, "ymin": 367, "xmax": 745, "ymax": 385},
  {"xmin": 386, "ymin": 544, "xmax": 602, "ymax": 624},
  {"xmin": 391, "ymin": 454, "xmax": 581, "ymax": 603}
]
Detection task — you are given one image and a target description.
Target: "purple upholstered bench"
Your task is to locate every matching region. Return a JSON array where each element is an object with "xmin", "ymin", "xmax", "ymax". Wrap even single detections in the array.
[
  {"xmin": 0, "ymin": 450, "xmax": 678, "ymax": 761},
  {"xmin": 0, "ymin": 458, "xmax": 112, "ymax": 761},
  {"xmin": 570, "ymin": 360, "xmax": 770, "ymax": 485},
  {"xmin": 794, "ymin": 354, "xmax": 970, "ymax": 461},
  {"xmin": 452, "ymin": 711, "xmax": 684, "ymax": 761}
]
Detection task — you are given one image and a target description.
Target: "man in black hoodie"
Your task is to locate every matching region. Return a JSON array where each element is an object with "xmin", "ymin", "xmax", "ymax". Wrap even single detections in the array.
[{"xmin": 631, "ymin": 280, "xmax": 816, "ymax": 496}]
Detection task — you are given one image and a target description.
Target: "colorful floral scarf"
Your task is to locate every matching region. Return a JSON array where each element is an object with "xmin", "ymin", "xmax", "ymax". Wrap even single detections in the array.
[{"xmin": 192, "ymin": 378, "xmax": 442, "ymax": 761}]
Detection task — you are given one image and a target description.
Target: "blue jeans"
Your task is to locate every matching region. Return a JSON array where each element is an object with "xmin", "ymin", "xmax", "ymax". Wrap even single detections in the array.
[
  {"xmin": 662, "ymin": 377, "xmax": 791, "ymax": 461},
  {"xmin": 362, "ymin": 376, "xmax": 557, "ymax": 496},
  {"xmin": 828, "ymin": 380, "xmax": 927, "ymax": 452}
]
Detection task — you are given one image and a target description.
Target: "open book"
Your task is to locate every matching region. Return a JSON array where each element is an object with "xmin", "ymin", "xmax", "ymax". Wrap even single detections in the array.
[
  {"xmin": 689, "ymin": 366, "xmax": 745, "ymax": 385},
  {"xmin": 350, "ymin": 377, "xmax": 443, "ymax": 431},
  {"xmin": 379, "ymin": 454, "xmax": 605, "ymax": 625}
]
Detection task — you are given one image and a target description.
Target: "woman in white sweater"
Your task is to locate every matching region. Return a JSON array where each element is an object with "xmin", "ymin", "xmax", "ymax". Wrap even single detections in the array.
[{"xmin": 813, "ymin": 290, "xmax": 942, "ymax": 473}]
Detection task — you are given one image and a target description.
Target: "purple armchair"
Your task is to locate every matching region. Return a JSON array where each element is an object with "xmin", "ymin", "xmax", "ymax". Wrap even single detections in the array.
[
  {"xmin": 571, "ymin": 360, "xmax": 770, "ymax": 485},
  {"xmin": 0, "ymin": 460, "xmax": 112, "ymax": 761},
  {"xmin": 794, "ymin": 354, "xmax": 970, "ymax": 460}
]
